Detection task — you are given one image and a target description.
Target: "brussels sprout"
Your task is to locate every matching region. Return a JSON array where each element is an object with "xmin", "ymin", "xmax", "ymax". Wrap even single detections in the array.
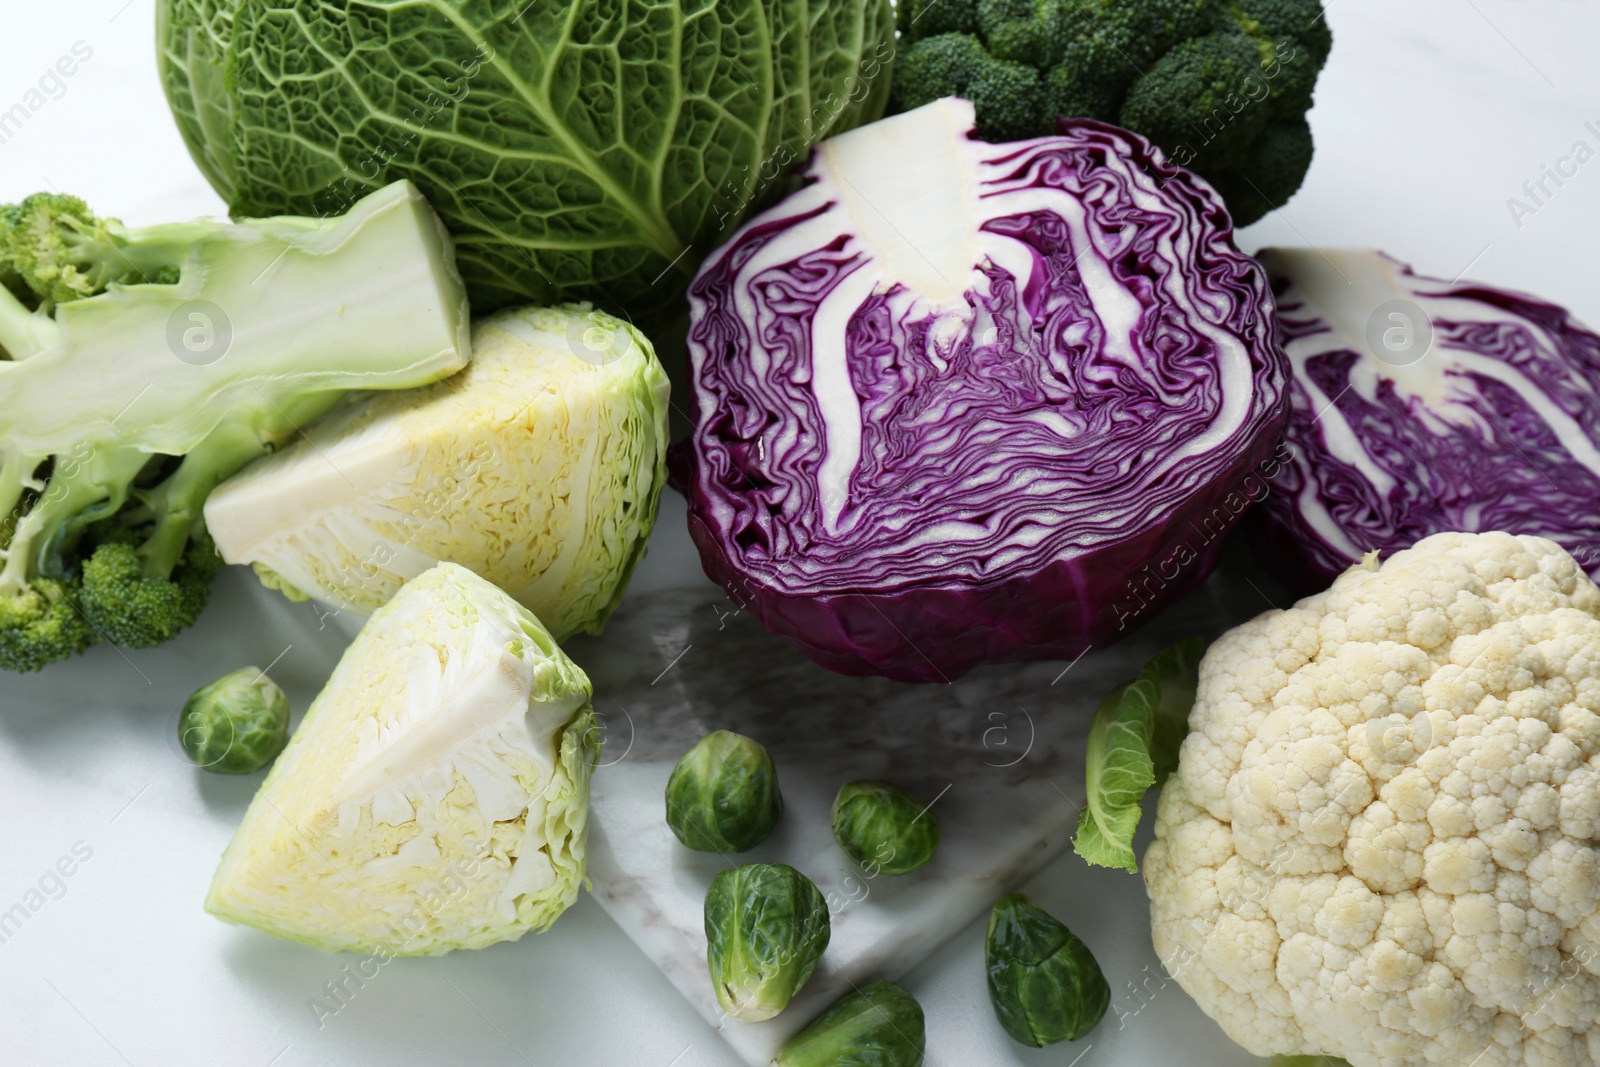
[
  {"xmin": 830, "ymin": 780, "xmax": 940, "ymax": 876},
  {"xmin": 985, "ymin": 893, "xmax": 1109, "ymax": 1046},
  {"xmin": 774, "ymin": 980, "xmax": 926, "ymax": 1067},
  {"xmin": 704, "ymin": 863, "xmax": 830, "ymax": 1021},
  {"xmin": 665, "ymin": 730, "xmax": 783, "ymax": 852},
  {"xmin": 179, "ymin": 667, "xmax": 291, "ymax": 774}
]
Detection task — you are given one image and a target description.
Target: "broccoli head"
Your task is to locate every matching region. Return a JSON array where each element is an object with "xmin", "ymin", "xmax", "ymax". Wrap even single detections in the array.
[
  {"xmin": 0, "ymin": 181, "xmax": 471, "ymax": 671},
  {"xmin": 891, "ymin": 0, "xmax": 1332, "ymax": 224}
]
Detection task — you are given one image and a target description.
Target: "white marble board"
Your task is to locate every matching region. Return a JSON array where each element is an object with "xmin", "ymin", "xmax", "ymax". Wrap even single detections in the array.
[{"xmin": 564, "ymin": 568, "xmax": 1271, "ymax": 1065}]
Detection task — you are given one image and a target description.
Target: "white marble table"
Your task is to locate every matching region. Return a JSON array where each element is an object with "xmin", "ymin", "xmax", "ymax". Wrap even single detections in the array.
[{"xmin": 1, "ymin": 3, "xmax": 1597, "ymax": 1066}]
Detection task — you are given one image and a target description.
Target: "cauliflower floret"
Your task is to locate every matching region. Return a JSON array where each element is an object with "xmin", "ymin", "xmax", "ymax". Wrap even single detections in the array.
[{"xmin": 1145, "ymin": 532, "xmax": 1600, "ymax": 1066}]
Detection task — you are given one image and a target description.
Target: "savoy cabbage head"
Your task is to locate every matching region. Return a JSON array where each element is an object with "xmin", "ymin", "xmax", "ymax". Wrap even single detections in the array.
[{"xmin": 156, "ymin": 0, "xmax": 895, "ymax": 316}]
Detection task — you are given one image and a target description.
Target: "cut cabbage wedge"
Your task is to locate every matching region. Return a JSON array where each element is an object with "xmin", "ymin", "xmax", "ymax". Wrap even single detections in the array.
[
  {"xmin": 203, "ymin": 303, "xmax": 670, "ymax": 642},
  {"xmin": 206, "ymin": 563, "xmax": 597, "ymax": 955}
]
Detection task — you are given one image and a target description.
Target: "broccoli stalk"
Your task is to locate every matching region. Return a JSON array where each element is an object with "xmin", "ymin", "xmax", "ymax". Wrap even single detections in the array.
[
  {"xmin": 891, "ymin": 0, "xmax": 1333, "ymax": 224},
  {"xmin": 0, "ymin": 181, "xmax": 470, "ymax": 671}
]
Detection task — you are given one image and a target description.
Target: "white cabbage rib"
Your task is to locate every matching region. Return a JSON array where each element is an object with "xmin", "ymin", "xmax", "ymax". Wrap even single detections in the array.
[
  {"xmin": 203, "ymin": 303, "xmax": 670, "ymax": 640},
  {"xmin": 206, "ymin": 563, "xmax": 597, "ymax": 955}
]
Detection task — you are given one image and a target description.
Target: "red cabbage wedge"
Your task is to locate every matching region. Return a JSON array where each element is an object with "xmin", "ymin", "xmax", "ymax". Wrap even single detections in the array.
[
  {"xmin": 680, "ymin": 98, "xmax": 1289, "ymax": 681},
  {"xmin": 1255, "ymin": 249, "xmax": 1600, "ymax": 591}
]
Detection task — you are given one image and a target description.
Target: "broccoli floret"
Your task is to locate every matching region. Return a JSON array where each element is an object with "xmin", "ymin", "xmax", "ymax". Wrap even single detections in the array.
[
  {"xmin": 1201, "ymin": 116, "xmax": 1315, "ymax": 225},
  {"xmin": 79, "ymin": 538, "xmax": 221, "ymax": 649},
  {"xmin": 892, "ymin": 34, "xmax": 1046, "ymax": 142},
  {"xmin": 893, "ymin": 33, "xmax": 989, "ymax": 105},
  {"xmin": 893, "ymin": 0, "xmax": 1332, "ymax": 225},
  {"xmin": 969, "ymin": 63, "xmax": 1048, "ymax": 143},
  {"xmin": 976, "ymin": 0, "xmax": 1055, "ymax": 67},
  {"xmin": 0, "ymin": 194, "xmax": 185, "ymax": 307},
  {"xmin": 897, "ymin": 0, "xmax": 980, "ymax": 39},
  {"xmin": 1119, "ymin": 33, "xmax": 1269, "ymax": 168},
  {"xmin": 0, "ymin": 181, "xmax": 470, "ymax": 671},
  {"xmin": 0, "ymin": 215, "xmax": 27, "ymax": 308},
  {"xmin": 1234, "ymin": 0, "xmax": 1332, "ymax": 65},
  {"xmin": 0, "ymin": 579, "xmax": 93, "ymax": 673}
]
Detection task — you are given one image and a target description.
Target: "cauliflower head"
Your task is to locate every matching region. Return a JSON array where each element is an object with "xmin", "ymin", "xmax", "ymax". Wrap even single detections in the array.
[
  {"xmin": 1144, "ymin": 532, "xmax": 1600, "ymax": 1066},
  {"xmin": 203, "ymin": 302, "xmax": 670, "ymax": 641},
  {"xmin": 206, "ymin": 563, "xmax": 597, "ymax": 955}
]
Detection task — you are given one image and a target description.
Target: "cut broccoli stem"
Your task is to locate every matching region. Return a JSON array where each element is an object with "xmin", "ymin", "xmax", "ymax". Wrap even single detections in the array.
[
  {"xmin": 137, "ymin": 428, "xmax": 280, "ymax": 578},
  {"xmin": 0, "ymin": 452, "xmax": 32, "ymax": 542},
  {"xmin": 0, "ymin": 283, "xmax": 60, "ymax": 359},
  {"xmin": 0, "ymin": 185, "xmax": 467, "ymax": 465},
  {"xmin": 53, "ymin": 223, "xmax": 191, "ymax": 294},
  {"xmin": 0, "ymin": 180, "xmax": 471, "ymax": 670},
  {"xmin": 1, "ymin": 447, "xmax": 148, "ymax": 592}
]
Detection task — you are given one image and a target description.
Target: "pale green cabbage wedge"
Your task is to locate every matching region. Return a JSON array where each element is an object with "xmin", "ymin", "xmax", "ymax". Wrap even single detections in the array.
[
  {"xmin": 206, "ymin": 562, "xmax": 598, "ymax": 955},
  {"xmin": 203, "ymin": 303, "xmax": 669, "ymax": 641}
]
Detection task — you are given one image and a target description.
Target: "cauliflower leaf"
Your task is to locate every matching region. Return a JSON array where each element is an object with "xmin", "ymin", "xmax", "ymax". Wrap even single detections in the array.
[{"xmin": 1074, "ymin": 636, "xmax": 1204, "ymax": 872}]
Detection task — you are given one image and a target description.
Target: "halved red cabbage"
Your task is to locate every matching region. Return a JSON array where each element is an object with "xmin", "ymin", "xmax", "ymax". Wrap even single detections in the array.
[
  {"xmin": 679, "ymin": 98, "xmax": 1289, "ymax": 681},
  {"xmin": 1254, "ymin": 248, "xmax": 1600, "ymax": 592}
]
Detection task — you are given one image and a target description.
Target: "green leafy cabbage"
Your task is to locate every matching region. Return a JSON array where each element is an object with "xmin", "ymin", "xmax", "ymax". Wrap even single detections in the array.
[{"xmin": 156, "ymin": 0, "xmax": 896, "ymax": 315}]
